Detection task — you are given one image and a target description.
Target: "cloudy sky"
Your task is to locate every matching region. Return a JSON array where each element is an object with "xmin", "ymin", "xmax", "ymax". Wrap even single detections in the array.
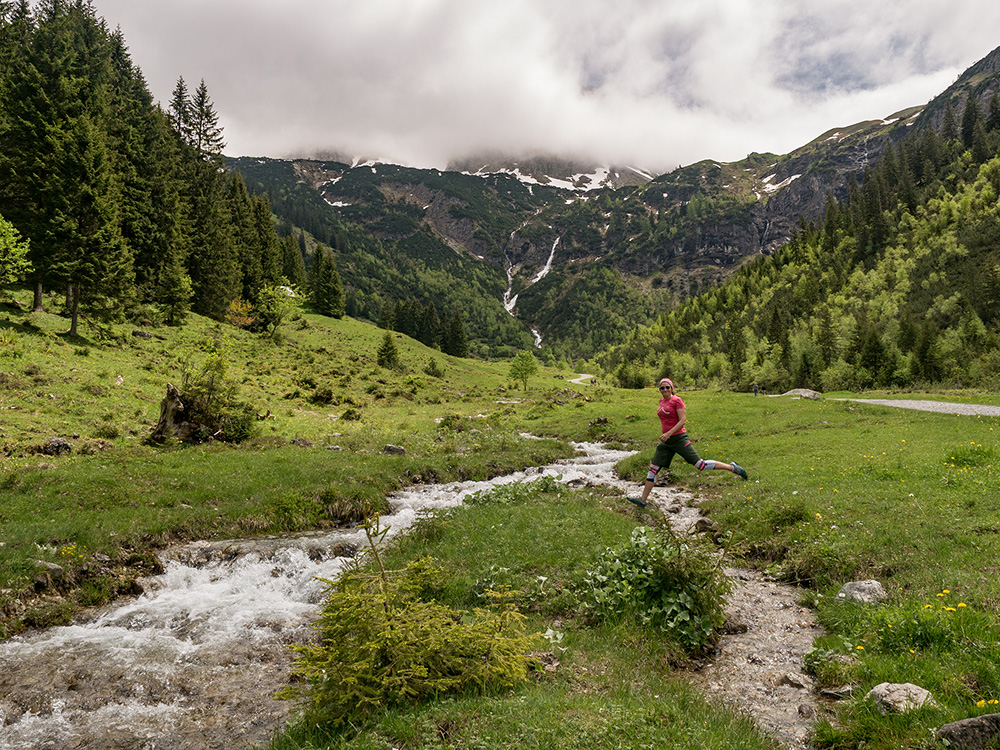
[{"xmin": 90, "ymin": 0, "xmax": 1000, "ymax": 172}]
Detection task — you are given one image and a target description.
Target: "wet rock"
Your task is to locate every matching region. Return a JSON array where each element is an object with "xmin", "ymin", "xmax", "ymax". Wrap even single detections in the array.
[
  {"xmin": 836, "ymin": 579, "xmax": 888, "ymax": 604},
  {"xmin": 331, "ymin": 542, "xmax": 358, "ymax": 558},
  {"xmin": 937, "ymin": 713, "xmax": 1000, "ymax": 749},
  {"xmin": 865, "ymin": 682, "xmax": 938, "ymax": 715},
  {"xmin": 721, "ymin": 608, "xmax": 750, "ymax": 634},
  {"xmin": 693, "ymin": 518, "xmax": 719, "ymax": 534},
  {"xmin": 383, "ymin": 444, "xmax": 405, "ymax": 455},
  {"xmin": 779, "ymin": 672, "xmax": 812, "ymax": 690},
  {"xmin": 41, "ymin": 437, "xmax": 72, "ymax": 456}
]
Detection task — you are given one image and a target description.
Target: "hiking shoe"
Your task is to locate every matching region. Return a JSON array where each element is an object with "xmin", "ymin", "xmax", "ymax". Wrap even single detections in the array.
[
  {"xmin": 626, "ymin": 496, "xmax": 648, "ymax": 508},
  {"xmin": 731, "ymin": 462, "xmax": 748, "ymax": 480}
]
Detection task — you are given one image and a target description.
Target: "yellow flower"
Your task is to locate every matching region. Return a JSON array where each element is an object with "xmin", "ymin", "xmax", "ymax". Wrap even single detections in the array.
[
  {"xmin": 958, "ymin": 603, "xmax": 967, "ymax": 608},
  {"xmin": 943, "ymin": 589, "xmax": 950, "ymax": 594},
  {"xmin": 937, "ymin": 593, "xmax": 945, "ymax": 597},
  {"xmin": 909, "ymin": 649, "xmax": 915, "ymax": 653},
  {"xmin": 944, "ymin": 606, "xmax": 957, "ymax": 612},
  {"xmin": 924, "ymin": 604, "xmax": 933, "ymax": 609},
  {"xmin": 856, "ymin": 645, "xmax": 864, "ymax": 650},
  {"xmin": 979, "ymin": 700, "xmax": 987, "ymax": 707}
]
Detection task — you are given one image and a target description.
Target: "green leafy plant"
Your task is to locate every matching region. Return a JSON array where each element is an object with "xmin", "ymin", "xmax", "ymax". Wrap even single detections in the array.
[
  {"xmin": 279, "ymin": 514, "xmax": 539, "ymax": 729},
  {"xmin": 578, "ymin": 526, "xmax": 731, "ymax": 650}
]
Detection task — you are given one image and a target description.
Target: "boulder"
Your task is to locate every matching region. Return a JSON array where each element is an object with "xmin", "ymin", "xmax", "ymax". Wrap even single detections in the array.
[
  {"xmin": 836, "ymin": 580, "xmax": 889, "ymax": 604},
  {"xmin": 865, "ymin": 682, "xmax": 938, "ymax": 715},
  {"xmin": 936, "ymin": 714, "xmax": 1000, "ymax": 749},
  {"xmin": 383, "ymin": 444, "xmax": 406, "ymax": 455}
]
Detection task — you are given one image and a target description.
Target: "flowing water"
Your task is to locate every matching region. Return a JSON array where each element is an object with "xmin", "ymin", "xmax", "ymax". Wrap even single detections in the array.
[{"xmin": 0, "ymin": 443, "xmax": 637, "ymax": 750}]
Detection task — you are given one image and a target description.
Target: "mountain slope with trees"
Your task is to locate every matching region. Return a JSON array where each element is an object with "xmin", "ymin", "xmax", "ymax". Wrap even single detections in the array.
[{"xmin": 596, "ymin": 67, "xmax": 1000, "ymax": 392}]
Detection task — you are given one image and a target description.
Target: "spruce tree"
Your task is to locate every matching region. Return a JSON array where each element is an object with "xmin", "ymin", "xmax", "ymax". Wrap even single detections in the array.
[
  {"xmin": 280, "ymin": 234, "xmax": 308, "ymax": 288},
  {"xmin": 189, "ymin": 78, "xmax": 225, "ymax": 161},
  {"xmin": 309, "ymin": 245, "xmax": 344, "ymax": 318}
]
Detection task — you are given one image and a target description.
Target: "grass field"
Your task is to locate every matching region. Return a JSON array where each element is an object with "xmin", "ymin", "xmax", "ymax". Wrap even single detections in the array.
[{"xmin": 3, "ymin": 288, "xmax": 1000, "ymax": 748}]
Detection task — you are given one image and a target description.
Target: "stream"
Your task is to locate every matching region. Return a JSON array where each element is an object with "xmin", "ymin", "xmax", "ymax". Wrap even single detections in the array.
[{"xmin": 0, "ymin": 442, "xmax": 822, "ymax": 749}]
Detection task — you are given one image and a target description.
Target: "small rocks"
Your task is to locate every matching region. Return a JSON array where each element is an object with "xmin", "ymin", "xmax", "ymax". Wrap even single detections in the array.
[
  {"xmin": 383, "ymin": 444, "xmax": 405, "ymax": 455},
  {"xmin": 289, "ymin": 437, "xmax": 313, "ymax": 448},
  {"xmin": 41, "ymin": 437, "xmax": 72, "ymax": 456},
  {"xmin": 836, "ymin": 579, "xmax": 888, "ymax": 605}
]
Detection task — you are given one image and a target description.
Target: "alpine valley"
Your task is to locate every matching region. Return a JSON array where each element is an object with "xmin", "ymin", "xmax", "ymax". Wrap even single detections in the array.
[{"xmin": 228, "ymin": 43, "xmax": 1000, "ymax": 376}]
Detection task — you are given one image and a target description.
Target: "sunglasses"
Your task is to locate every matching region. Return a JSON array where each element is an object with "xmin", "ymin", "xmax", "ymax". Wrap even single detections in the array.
[{"xmin": 658, "ymin": 385, "xmax": 672, "ymax": 391}]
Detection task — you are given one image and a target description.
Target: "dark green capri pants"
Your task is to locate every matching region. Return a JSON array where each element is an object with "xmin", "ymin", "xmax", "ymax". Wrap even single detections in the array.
[{"xmin": 651, "ymin": 433, "xmax": 702, "ymax": 470}]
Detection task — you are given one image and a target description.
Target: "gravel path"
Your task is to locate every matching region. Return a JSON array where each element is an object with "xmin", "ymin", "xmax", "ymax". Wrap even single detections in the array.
[{"xmin": 840, "ymin": 398, "xmax": 1000, "ymax": 417}]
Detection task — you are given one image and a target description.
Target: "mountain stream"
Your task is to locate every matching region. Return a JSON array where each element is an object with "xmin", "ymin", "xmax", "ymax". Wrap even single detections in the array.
[{"xmin": 0, "ymin": 442, "xmax": 823, "ymax": 749}]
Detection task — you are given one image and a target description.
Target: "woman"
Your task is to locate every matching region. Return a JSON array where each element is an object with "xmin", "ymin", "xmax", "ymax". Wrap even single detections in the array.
[{"xmin": 627, "ymin": 377, "xmax": 748, "ymax": 508}]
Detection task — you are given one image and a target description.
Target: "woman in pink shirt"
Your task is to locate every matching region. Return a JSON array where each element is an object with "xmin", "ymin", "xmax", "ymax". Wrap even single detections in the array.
[{"xmin": 627, "ymin": 377, "xmax": 748, "ymax": 508}]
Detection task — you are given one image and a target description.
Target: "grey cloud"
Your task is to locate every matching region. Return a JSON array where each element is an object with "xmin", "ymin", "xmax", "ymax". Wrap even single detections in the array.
[{"xmin": 94, "ymin": 0, "xmax": 1000, "ymax": 171}]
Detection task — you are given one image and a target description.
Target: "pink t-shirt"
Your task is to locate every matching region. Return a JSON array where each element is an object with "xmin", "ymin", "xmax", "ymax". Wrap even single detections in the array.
[{"xmin": 657, "ymin": 394, "xmax": 686, "ymax": 435}]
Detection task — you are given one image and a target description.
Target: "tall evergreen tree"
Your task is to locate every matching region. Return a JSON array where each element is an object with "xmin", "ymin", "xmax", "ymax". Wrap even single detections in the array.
[
  {"xmin": 309, "ymin": 245, "xmax": 344, "ymax": 318},
  {"xmin": 188, "ymin": 78, "xmax": 225, "ymax": 161},
  {"xmin": 280, "ymin": 234, "xmax": 307, "ymax": 288}
]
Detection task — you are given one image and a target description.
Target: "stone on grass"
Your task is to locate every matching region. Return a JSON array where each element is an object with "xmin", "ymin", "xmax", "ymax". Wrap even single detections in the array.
[
  {"xmin": 936, "ymin": 714, "xmax": 1000, "ymax": 750},
  {"xmin": 836, "ymin": 580, "xmax": 888, "ymax": 604},
  {"xmin": 383, "ymin": 444, "xmax": 405, "ymax": 455},
  {"xmin": 865, "ymin": 682, "xmax": 938, "ymax": 715}
]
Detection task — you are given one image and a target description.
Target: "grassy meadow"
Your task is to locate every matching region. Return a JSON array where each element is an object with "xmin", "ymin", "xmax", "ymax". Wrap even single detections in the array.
[{"xmin": 3, "ymin": 288, "xmax": 1000, "ymax": 748}]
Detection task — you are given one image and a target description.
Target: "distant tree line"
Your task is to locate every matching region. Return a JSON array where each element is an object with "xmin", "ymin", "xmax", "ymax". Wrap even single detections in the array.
[
  {"xmin": 0, "ymin": 0, "xmax": 343, "ymax": 333},
  {"xmin": 377, "ymin": 297, "xmax": 468, "ymax": 357},
  {"xmin": 598, "ymin": 92, "xmax": 1000, "ymax": 391}
]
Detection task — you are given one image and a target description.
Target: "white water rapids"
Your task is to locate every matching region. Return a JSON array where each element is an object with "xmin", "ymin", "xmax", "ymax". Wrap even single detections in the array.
[{"xmin": 0, "ymin": 442, "xmax": 638, "ymax": 750}]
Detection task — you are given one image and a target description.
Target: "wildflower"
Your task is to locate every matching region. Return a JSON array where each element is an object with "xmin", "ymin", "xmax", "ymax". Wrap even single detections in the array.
[
  {"xmin": 944, "ymin": 606, "xmax": 957, "ymax": 612},
  {"xmin": 815, "ymin": 513, "xmax": 822, "ymax": 518},
  {"xmin": 856, "ymin": 645, "xmax": 864, "ymax": 650},
  {"xmin": 979, "ymin": 700, "xmax": 987, "ymax": 707},
  {"xmin": 924, "ymin": 604, "xmax": 933, "ymax": 609},
  {"xmin": 943, "ymin": 589, "xmax": 950, "ymax": 594},
  {"xmin": 937, "ymin": 593, "xmax": 945, "ymax": 597},
  {"xmin": 909, "ymin": 649, "xmax": 915, "ymax": 654},
  {"xmin": 958, "ymin": 603, "xmax": 967, "ymax": 608}
]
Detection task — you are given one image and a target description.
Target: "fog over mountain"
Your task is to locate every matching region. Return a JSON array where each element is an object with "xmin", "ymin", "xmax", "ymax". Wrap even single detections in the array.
[{"xmin": 93, "ymin": 0, "xmax": 1000, "ymax": 172}]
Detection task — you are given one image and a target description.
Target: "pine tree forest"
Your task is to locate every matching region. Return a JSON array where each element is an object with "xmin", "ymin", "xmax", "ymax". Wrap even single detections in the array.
[{"xmin": 0, "ymin": 0, "xmax": 325, "ymax": 335}]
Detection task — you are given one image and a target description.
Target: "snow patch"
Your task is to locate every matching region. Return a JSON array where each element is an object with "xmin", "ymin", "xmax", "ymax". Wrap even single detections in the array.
[{"xmin": 762, "ymin": 174, "xmax": 802, "ymax": 194}]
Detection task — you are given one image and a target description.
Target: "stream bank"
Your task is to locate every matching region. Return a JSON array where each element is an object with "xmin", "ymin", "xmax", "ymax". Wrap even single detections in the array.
[{"xmin": 0, "ymin": 443, "xmax": 825, "ymax": 749}]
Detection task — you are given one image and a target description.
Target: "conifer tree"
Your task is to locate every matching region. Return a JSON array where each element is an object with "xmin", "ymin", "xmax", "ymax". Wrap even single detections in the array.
[
  {"xmin": 309, "ymin": 245, "xmax": 344, "ymax": 318},
  {"xmin": 189, "ymin": 78, "xmax": 225, "ymax": 161},
  {"xmin": 280, "ymin": 234, "xmax": 307, "ymax": 288},
  {"xmin": 444, "ymin": 313, "xmax": 468, "ymax": 357}
]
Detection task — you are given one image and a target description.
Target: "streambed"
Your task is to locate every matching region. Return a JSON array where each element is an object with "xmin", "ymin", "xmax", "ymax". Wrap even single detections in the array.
[{"xmin": 0, "ymin": 442, "xmax": 823, "ymax": 749}]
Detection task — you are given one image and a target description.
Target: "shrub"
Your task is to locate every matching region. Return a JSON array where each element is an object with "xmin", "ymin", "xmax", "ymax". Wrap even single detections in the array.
[
  {"xmin": 180, "ymin": 351, "xmax": 260, "ymax": 443},
  {"xmin": 423, "ymin": 356, "xmax": 444, "ymax": 378},
  {"xmin": 280, "ymin": 516, "xmax": 538, "ymax": 728},
  {"xmin": 578, "ymin": 526, "xmax": 731, "ymax": 650}
]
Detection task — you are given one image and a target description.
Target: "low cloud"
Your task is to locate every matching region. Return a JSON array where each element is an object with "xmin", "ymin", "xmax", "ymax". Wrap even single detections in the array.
[{"xmin": 94, "ymin": 0, "xmax": 1000, "ymax": 171}]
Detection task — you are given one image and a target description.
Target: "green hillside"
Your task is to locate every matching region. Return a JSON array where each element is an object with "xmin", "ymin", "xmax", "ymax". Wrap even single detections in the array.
[{"xmin": 597, "ymin": 93, "xmax": 1000, "ymax": 393}]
